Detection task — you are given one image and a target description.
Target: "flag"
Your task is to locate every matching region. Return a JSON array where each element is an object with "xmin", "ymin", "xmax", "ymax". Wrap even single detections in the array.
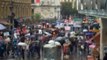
[{"xmin": 35, "ymin": 0, "xmax": 40, "ymax": 3}]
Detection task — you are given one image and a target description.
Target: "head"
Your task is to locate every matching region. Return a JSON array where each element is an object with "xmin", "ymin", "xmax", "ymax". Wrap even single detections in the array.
[
  {"xmin": 20, "ymin": 37, "xmax": 26, "ymax": 42},
  {"xmin": 105, "ymin": 53, "xmax": 107, "ymax": 56}
]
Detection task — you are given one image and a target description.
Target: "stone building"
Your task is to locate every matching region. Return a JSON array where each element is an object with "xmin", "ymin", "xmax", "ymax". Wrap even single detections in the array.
[
  {"xmin": 0, "ymin": 0, "xmax": 32, "ymax": 19},
  {"xmin": 32, "ymin": 0, "xmax": 78, "ymax": 19},
  {"xmin": 32, "ymin": 0, "xmax": 60, "ymax": 19}
]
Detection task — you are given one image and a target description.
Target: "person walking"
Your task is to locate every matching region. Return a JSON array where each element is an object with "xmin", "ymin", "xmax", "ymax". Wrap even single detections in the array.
[
  {"xmin": 17, "ymin": 37, "xmax": 27, "ymax": 60},
  {"xmin": 0, "ymin": 40, "xmax": 6, "ymax": 58},
  {"xmin": 35, "ymin": 41, "xmax": 40, "ymax": 59},
  {"xmin": 103, "ymin": 53, "xmax": 107, "ymax": 60}
]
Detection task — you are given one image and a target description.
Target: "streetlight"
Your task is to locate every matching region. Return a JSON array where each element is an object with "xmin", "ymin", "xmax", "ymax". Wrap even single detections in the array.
[
  {"xmin": 1, "ymin": 1, "xmax": 5, "ymax": 18},
  {"xmin": 9, "ymin": 0, "xmax": 15, "ymax": 29},
  {"xmin": 9, "ymin": 0, "xmax": 15, "ymax": 39}
]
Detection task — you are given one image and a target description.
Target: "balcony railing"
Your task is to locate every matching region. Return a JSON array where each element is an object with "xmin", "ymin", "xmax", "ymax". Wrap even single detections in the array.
[{"xmin": 78, "ymin": 9, "xmax": 107, "ymax": 18}]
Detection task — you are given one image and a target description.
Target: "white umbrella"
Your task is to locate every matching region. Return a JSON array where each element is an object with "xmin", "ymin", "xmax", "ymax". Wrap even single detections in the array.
[
  {"xmin": 17, "ymin": 42, "xmax": 27, "ymax": 46},
  {"xmin": 55, "ymin": 42, "xmax": 61, "ymax": 46},
  {"xmin": 0, "ymin": 24, "xmax": 6, "ymax": 30},
  {"xmin": 83, "ymin": 29, "xmax": 88, "ymax": 32},
  {"xmin": 48, "ymin": 40, "xmax": 55, "ymax": 44},
  {"xmin": 43, "ymin": 31, "xmax": 51, "ymax": 36}
]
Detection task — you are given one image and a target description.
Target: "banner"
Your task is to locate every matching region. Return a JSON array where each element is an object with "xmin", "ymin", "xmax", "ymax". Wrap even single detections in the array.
[
  {"xmin": 35, "ymin": 0, "xmax": 40, "ymax": 4},
  {"xmin": 34, "ymin": 0, "xmax": 40, "ymax": 5},
  {"xmin": 65, "ymin": 26, "xmax": 71, "ymax": 31}
]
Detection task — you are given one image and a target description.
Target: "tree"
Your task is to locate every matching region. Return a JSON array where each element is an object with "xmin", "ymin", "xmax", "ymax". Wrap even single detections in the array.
[
  {"xmin": 33, "ymin": 13, "xmax": 41, "ymax": 23},
  {"xmin": 61, "ymin": 2, "xmax": 78, "ymax": 18}
]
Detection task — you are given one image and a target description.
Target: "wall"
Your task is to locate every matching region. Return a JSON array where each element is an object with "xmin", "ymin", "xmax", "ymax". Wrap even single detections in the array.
[{"xmin": 32, "ymin": 0, "xmax": 60, "ymax": 19}]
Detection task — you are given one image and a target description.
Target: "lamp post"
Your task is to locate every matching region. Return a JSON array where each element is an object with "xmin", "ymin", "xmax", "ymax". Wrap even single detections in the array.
[
  {"xmin": 1, "ymin": 1, "xmax": 5, "ymax": 18},
  {"xmin": 9, "ymin": 0, "xmax": 15, "ymax": 39},
  {"xmin": 9, "ymin": 0, "xmax": 15, "ymax": 29}
]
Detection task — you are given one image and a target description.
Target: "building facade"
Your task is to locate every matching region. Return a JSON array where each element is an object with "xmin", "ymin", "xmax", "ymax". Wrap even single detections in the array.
[
  {"xmin": 32, "ymin": 0, "xmax": 78, "ymax": 19},
  {"xmin": 60, "ymin": 0, "xmax": 73, "ymax": 2},
  {"xmin": 78, "ymin": 0, "xmax": 107, "ymax": 10},
  {"xmin": 0, "ymin": 0, "xmax": 32, "ymax": 19},
  {"xmin": 32, "ymin": 0, "xmax": 60, "ymax": 19},
  {"xmin": 60, "ymin": 0, "xmax": 77, "ymax": 9}
]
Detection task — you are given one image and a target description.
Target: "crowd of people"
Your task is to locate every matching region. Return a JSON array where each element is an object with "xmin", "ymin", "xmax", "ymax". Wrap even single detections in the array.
[{"xmin": 0, "ymin": 17, "xmax": 101, "ymax": 60}]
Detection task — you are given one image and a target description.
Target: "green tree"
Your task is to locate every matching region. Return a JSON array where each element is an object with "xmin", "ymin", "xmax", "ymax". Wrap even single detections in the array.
[
  {"xmin": 61, "ymin": 2, "xmax": 78, "ymax": 18},
  {"xmin": 33, "ymin": 13, "xmax": 41, "ymax": 23}
]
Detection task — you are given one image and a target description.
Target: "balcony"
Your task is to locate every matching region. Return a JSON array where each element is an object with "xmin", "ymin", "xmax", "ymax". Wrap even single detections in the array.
[{"xmin": 78, "ymin": 9, "xmax": 107, "ymax": 18}]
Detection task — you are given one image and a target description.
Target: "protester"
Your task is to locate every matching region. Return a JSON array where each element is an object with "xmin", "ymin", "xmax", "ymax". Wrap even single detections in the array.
[{"xmin": 0, "ymin": 36, "xmax": 5, "ymax": 58}]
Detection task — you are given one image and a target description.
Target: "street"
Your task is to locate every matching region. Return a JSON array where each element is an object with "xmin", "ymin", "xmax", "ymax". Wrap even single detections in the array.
[
  {"xmin": 0, "ymin": 0, "xmax": 104, "ymax": 60},
  {"xmin": 0, "ymin": 47, "xmax": 88, "ymax": 60}
]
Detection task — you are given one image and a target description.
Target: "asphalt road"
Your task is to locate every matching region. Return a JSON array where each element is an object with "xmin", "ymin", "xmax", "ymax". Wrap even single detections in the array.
[
  {"xmin": 1, "ymin": 53, "xmax": 87, "ymax": 60},
  {"xmin": 0, "ymin": 48, "xmax": 87, "ymax": 60}
]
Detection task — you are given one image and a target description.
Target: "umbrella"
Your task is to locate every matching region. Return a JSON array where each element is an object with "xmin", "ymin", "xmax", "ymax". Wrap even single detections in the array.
[
  {"xmin": 55, "ymin": 37, "xmax": 63, "ymax": 41},
  {"xmin": 48, "ymin": 40, "xmax": 55, "ymax": 44},
  {"xmin": 55, "ymin": 37, "xmax": 66, "ymax": 46},
  {"xmin": 83, "ymin": 29, "xmax": 88, "ymax": 32},
  {"xmin": 17, "ymin": 42, "xmax": 27, "ymax": 46},
  {"xmin": 89, "ymin": 44, "xmax": 96, "ymax": 48},
  {"xmin": 55, "ymin": 42, "xmax": 61, "ymax": 46},
  {"xmin": 43, "ymin": 31, "xmax": 51, "ymax": 36},
  {"xmin": 0, "ymin": 24, "xmax": 6, "ymax": 30}
]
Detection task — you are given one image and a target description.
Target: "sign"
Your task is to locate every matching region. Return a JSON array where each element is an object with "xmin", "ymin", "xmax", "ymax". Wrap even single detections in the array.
[
  {"xmin": 65, "ymin": 26, "xmax": 71, "ymax": 31},
  {"xmin": 73, "ymin": 21, "xmax": 81, "ymax": 27},
  {"xmin": 35, "ymin": 0, "xmax": 40, "ymax": 3},
  {"xmin": 35, "ymin": 0, "xmax": 40, "ymax": 5}
]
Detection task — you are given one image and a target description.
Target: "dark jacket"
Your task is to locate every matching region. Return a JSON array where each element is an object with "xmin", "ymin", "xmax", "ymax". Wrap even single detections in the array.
[{"xmin": 103, "ymin": 53, "xmax": 107, "ymax": 60}]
